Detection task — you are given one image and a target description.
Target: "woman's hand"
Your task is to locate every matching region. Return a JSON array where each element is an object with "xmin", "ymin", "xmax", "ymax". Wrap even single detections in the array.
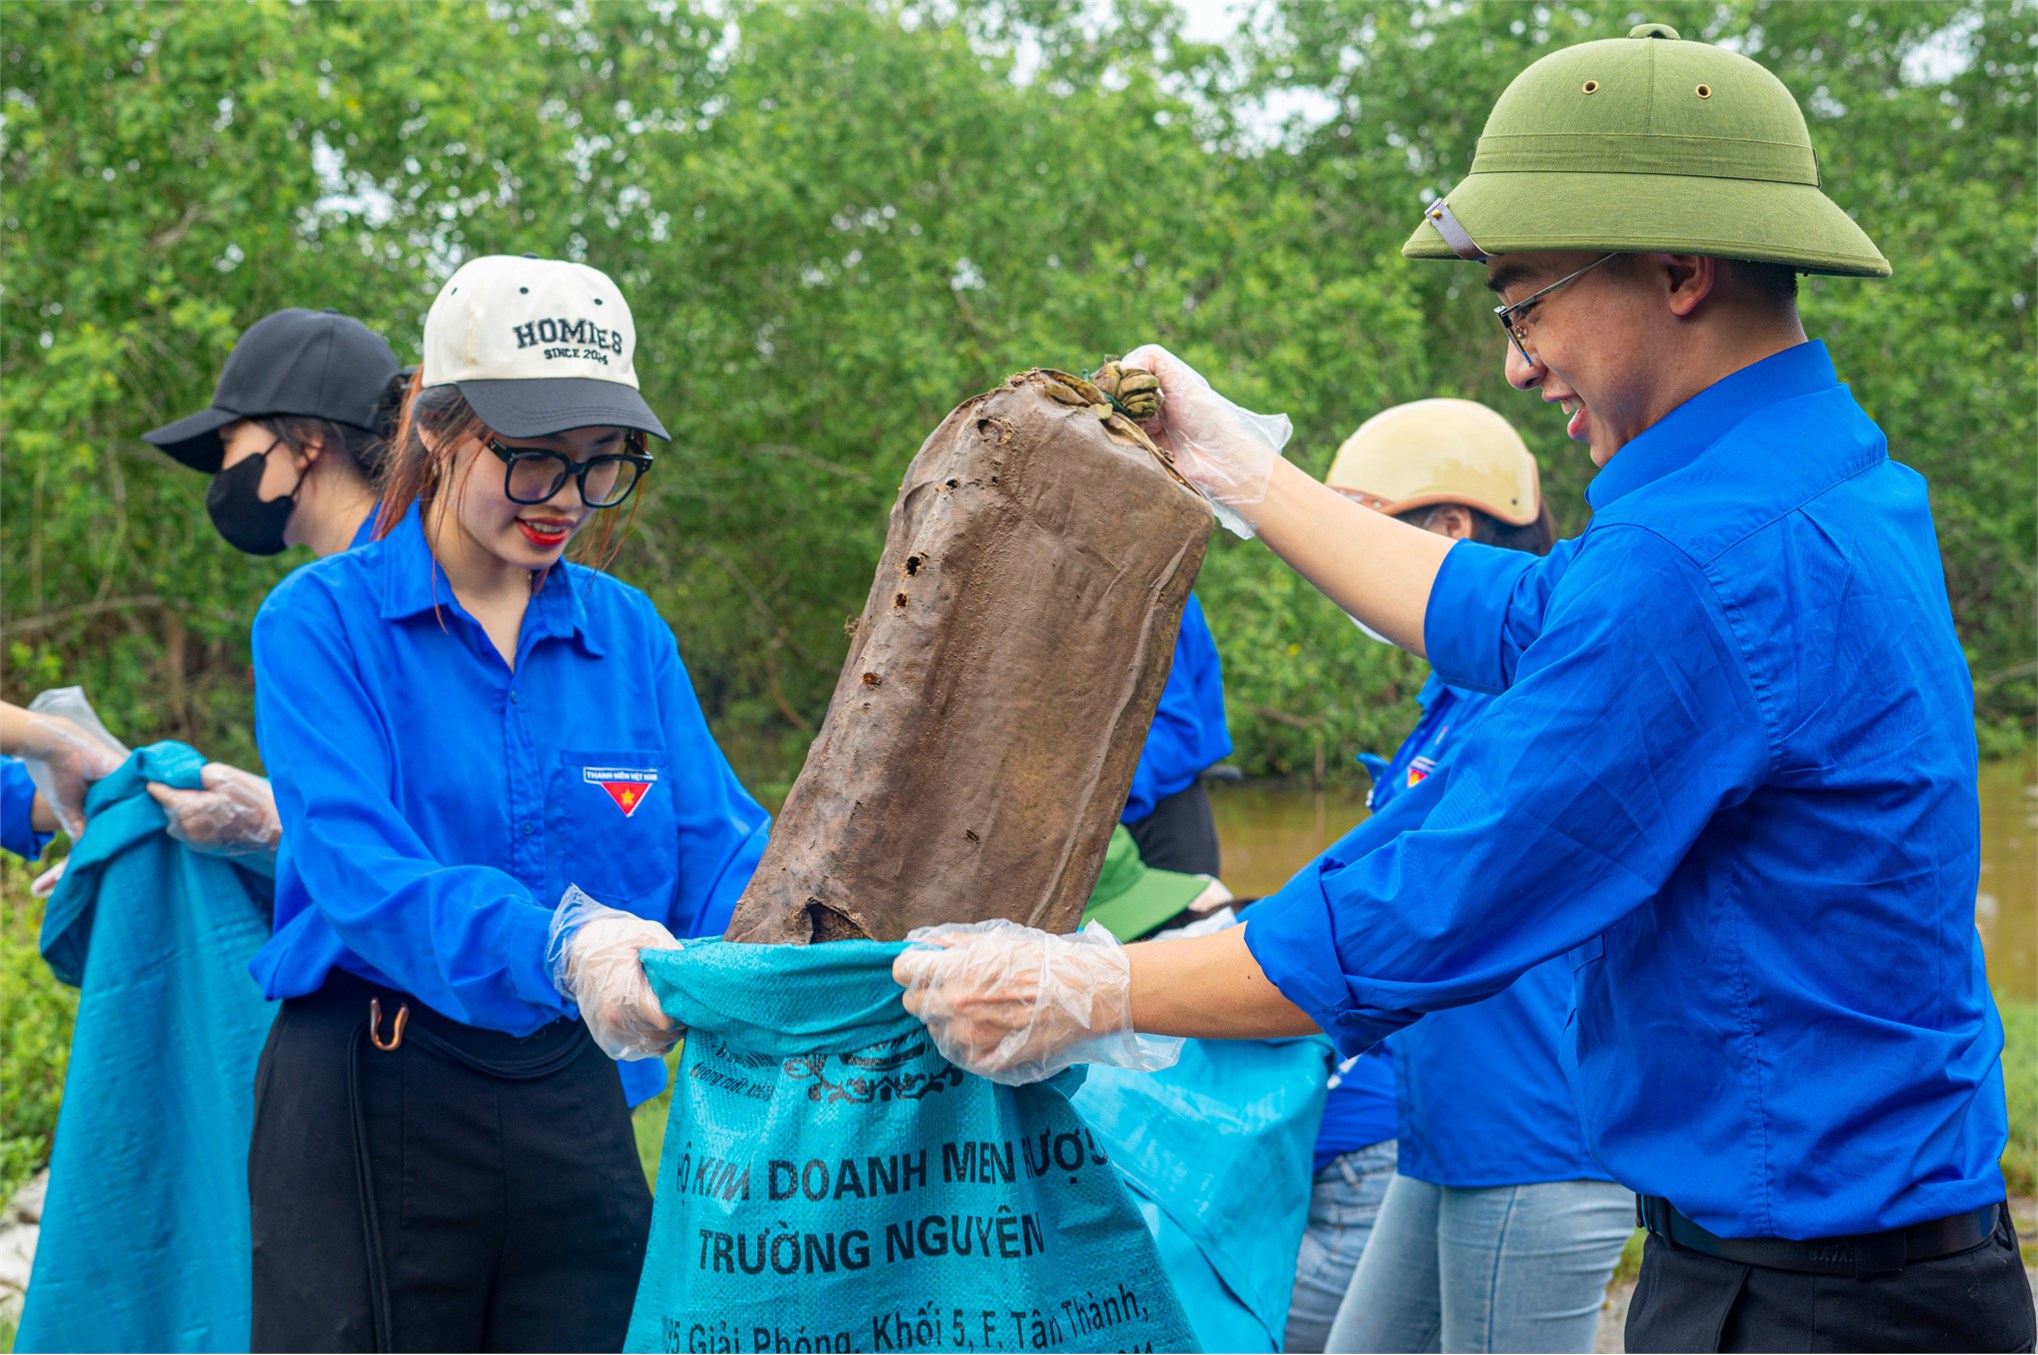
[
  {"xmin": 1120, "ymin": 343, "xmax": 1293, "ymax": 539},
  {"xmin": 891, "ymin": 920, "xmax": 1183, "ymax": 1085},
  {"xmin": 546, "ymin": 885, "xmax": 682, "ymax": 1060},
  {"xmin": 147, "ymin": 762, "xmax": 282, "ymax": 857}
]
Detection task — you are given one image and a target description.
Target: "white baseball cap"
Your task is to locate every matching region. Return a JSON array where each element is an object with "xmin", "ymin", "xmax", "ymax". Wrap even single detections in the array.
[{"xmin": 421, "ymin": 254, "xmax": 669, "ymax": 439}]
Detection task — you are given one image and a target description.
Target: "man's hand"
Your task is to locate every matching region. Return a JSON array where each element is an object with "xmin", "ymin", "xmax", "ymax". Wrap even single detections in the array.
[
  {"xmin": 892, "ymin": 920, "xmax": 1183, "ymax": 1085},
  {"xmin": 1120, "ymin": 342, "xmax": 1293, "ymax": 539}
]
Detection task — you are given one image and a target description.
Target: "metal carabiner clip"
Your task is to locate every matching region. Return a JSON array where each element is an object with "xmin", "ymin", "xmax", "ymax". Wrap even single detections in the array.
[{"xmin": 368, "ymin": 997, "xmax": 410, "ymax": 1052}]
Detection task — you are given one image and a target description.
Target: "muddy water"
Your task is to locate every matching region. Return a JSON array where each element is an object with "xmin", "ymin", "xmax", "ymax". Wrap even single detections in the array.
[{"xmin": 1210, "ymin": 758, "xmax": 2038, "ymax": 1000}]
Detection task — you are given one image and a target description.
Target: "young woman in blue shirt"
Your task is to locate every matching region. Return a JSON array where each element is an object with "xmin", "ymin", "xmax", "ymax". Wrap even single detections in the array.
[
  {"xmin": 244, "ymin": 255, "xmax": 770, "ymax": 1351},
  {"xmin": 1312, "ymin": 400, "xmax": 1630, "ymax": 1354}
]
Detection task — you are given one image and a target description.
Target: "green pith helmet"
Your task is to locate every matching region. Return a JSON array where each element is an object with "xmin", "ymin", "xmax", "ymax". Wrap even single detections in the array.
[{"xmin": 1403, "ymin": 23, "xmax": 1889, "ymax": 277}]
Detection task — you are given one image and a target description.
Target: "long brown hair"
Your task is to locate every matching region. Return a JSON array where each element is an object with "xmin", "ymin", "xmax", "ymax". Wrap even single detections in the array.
[{"xmin": 373, "ymin": 369, "xmax": 644, "ymax": 572}]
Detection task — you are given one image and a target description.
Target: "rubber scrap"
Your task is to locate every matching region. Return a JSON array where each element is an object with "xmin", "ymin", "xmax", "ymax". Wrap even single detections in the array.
[{"xmin": 724, "ymin": 367, "xmax": 1213, "ymax": 944}]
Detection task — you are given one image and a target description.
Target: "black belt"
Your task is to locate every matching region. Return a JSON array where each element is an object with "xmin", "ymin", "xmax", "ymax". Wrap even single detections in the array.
[{"xmin": 1637, "ymin": 1194, "xmax": 2002, "ymax": 1278}]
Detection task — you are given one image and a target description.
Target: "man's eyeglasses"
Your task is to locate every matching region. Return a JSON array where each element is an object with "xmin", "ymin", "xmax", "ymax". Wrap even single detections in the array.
[
  {"xmin": 1493, "ymin": 253, "xmax": 1619, "ymax": 366},
  {"xmin": 485, "ymin": 436, "xmax": 653, "ymax": 508}
]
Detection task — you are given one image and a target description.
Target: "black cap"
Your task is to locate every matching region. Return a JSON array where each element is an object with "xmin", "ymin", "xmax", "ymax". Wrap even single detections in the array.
[{"xmin": 142, "ymin": 309, "xmax": 402, "ymax": 473}]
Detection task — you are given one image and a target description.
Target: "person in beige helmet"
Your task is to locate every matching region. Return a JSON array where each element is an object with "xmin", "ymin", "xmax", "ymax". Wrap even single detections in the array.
[
  {"xmin": 896, "ymin": 23, "xmax": 2030, "ymax": 1353},
  {"xmin": 1326, "ymin": 399, "xmax": 1553, "ymax": 558},
  {"xmin": 1294, "ymin": 401, "xmax": 1627, "ymax": 1355}
]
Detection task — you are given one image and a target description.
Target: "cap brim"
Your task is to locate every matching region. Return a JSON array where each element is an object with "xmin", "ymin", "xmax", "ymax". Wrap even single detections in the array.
[
  {"xmin": 1083, "ymin": 870, "xmax": 1211, "ymax": 943},
  {"xmin": 456, "ymin": 378, "xmax": 669, "ymax": 440},
  {"xmin": 140, "ymin": 405, "xmax": 241, "ymax": 474},
  {"xmin": 1403, "ymin": 172, "xmax": 1890, "ymax": 277}
]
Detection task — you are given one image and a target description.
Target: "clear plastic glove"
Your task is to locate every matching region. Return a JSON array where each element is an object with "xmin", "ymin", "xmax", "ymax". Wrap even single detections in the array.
[
  {"xmin": 891, "ymin": 919, "xmax": 1184, "ymax": 1086},
  {"xmin": 1120, "ymin": 343, "xmax": 1293, "ymax": 539},
  {"xmin": 146, "ymin": 763, "xmax": 281, "ymax": 858},
  {"xmin": 16, "ymin": 690, "xmax": 128, "ymax": 839},
  {"xmin": 545, "ymin": 884, "xmax": 682, "ymax": 1061}
]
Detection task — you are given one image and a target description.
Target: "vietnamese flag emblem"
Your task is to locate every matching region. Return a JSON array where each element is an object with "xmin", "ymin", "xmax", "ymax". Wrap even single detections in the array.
[{"xmin": 583, "ymin": 767, "xmax": 661, "ymax": 819}]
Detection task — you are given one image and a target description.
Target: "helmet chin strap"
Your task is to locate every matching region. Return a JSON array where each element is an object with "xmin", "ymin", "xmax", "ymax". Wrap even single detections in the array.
[{"xmin": 1424, "ymin": 200, "xmax": 1489, "ymax": 261}]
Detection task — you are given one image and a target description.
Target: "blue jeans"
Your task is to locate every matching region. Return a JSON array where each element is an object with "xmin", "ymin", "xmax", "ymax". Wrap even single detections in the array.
[
  {"xmin": 1285, "ymin": 1140, "xmax": 1399, "ymax": 1353},
  {"xmin": 1326, "ymin": 1174, "xmax": 1634, "ymax": 1353}
]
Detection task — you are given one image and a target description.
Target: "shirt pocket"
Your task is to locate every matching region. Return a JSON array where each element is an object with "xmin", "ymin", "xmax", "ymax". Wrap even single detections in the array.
[{"xmin": 550, "ymin": 749, "xmax": 679, "ymax": 914}]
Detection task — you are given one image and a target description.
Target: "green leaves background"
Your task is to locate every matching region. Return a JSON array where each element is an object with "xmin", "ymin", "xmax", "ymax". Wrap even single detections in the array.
[{"xmin": 4, "ymin": 0, "xmax": 2030, "ymax": 792}]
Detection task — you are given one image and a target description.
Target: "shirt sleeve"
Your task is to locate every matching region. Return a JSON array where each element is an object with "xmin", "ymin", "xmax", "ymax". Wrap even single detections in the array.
[
  {"xmin": 652, "ymin": 623, "xmax": 773, "ymax": 939},
  {"xmin": 254, "ymin": 584, "xmax": 565, "ymax": 1031},
  {"xmin": 1245, "ymin": 527, "xmax": 1772, "ymax": 1055},
  {"xmin": 1122, "ymin": 596, "xmax": 1224, "ymax": 824},
  {"xmin": 0, "ymin": 756, "xmax": 52, "ymax": 862},
  {"xmin": 1423, "ymin": 535, "xmax": 1584, "ymax": 694}
]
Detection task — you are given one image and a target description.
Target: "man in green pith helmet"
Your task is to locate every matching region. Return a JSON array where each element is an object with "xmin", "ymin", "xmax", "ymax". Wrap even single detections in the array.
[{"xmin": 894, "ymin": 24, "xmax": 2035, "ymax": 1353}]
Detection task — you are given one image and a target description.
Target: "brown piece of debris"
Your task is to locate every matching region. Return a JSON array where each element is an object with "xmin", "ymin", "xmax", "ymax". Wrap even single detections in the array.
[{"xmin": 723, "ymin": 367, "xmax": 1213, "ymax": 944}]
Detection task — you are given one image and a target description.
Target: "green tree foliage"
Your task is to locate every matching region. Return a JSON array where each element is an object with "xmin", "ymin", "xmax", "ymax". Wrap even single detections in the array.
[{"xmin": 3, "ymin": 0, "xmax": 2030, "ymax": 791}]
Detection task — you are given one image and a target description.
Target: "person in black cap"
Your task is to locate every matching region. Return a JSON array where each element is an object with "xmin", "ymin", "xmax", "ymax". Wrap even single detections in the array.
[
  {"xmin": 143, "ymin": 306, "xmax": 406, "ymax": 558},
  {"xmin": 133, "ymin": 308, "xmax": 407, "ymax": 857}
]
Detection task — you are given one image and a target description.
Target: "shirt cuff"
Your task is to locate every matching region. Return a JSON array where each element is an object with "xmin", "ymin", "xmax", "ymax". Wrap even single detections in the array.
[
  {"xmin": 1242, "ymin": 863, "xmax": 1403, "ymax": 1059},
  {"xmin": 0, "ymin": 760, "xmax": 52, "ymax": 862},
  {"xmin": 1423, "ymin": 539, "xmax": 1541, "ymax": 695},
  {"xmin": 505, "ymin": 897, "xmax": 573, "ymax": 1024}
]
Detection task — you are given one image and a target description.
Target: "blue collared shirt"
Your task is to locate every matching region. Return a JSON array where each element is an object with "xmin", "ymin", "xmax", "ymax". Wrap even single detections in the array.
[
  {"xmin": 1246, "ymin": 342, "xmax": 2002, "ymax": 1237},
  {"xmin": 250, "ymin": 504, "xmax": 770, "ymax": 1105},
  {"xmin": 1123, "ymin": 594, "xmax": 1233, "ymax": 823},
  {"xmin": 1, "ymin": 756, "xmax": 52, "ymax": 861},
  {"xmin": 1360, "ymin": 677, "xmax": 1610, "ymax": 1189}
]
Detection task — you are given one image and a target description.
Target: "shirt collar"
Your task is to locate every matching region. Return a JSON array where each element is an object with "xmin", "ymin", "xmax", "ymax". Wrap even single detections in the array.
[
  {"xmin": 348, "ymin": 508, "xmax": 379, "ymax": 550},
  {"xmin": 1585, "ymin": 341, "xmax": 1839, "ymax": 512},
  {"xmin": 377, "ymin": 502, "xmax": 604, "ymax": 656}
]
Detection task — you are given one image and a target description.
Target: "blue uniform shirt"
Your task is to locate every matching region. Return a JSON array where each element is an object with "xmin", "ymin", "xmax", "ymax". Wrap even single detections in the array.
[
  {"xmin": 1123, "ymin": 594, "xmax": 1233, "ymax": 823},
  {"xmin": 2, "ymin": 756, "xmax": 52, "ymax": 861},
  {"xmin": 1246, "ymin": 342, "xmax": 2002, "ymax": 1237},
  {"xmin": 1363, "ymin": 676, "xmax": 1610, "ymax": 1189},
  {"xmin": 250, "ymin": 504, "xmax": 770, "ymax": 1106},
  {"xmin": 1311, "ymin": 1044, "xmax": 1397, "ymax": 1173}
]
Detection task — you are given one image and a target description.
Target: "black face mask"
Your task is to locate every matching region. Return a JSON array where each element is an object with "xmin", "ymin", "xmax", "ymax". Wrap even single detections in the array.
[{"xmin": 205, "ymin": 440, "xmax": 301, "ymax": 556}]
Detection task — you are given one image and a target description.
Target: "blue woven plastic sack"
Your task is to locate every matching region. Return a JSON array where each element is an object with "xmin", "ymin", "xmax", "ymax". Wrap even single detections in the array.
[
  {"xmin": 1076, "ymin": 1036, "xmax": 1331, "ymax": 1351},
  {"xmin": 628, "ymin": 940, "xmax": 1199, "ymax": 1354},
  {"xmin": 21, "ymin": 743, "xmax": 275, "ymax": 1354}
]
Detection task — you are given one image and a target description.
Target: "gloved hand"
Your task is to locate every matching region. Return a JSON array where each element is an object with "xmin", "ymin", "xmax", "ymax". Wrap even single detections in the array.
[
  {"xmin": 1120, "ymin": 342, "xmax": 1293, "ymax": 539},
  {"xmin": 545, "ymin": 885, "xmax": 682, "ymax": 1061},
  {"xmin": 890, "ymin": 919, "xmax": 1184, "ymax": 1085},
  {"xmin": 14, "ymin": 709, "xmax": 126, "ymax": 839},
  {"xmin": 146, "ymin": 762, "xmax": 281, "ymax": 858}
]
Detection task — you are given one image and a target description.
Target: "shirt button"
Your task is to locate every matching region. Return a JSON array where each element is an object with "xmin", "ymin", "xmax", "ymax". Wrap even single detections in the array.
[
  {"xmin": 521, "ymin": 821, "xmax": 535, "ymax": 836},
  {"xmin": 509, "ymin": 689, "xmax": 522, "ymax": 704}
]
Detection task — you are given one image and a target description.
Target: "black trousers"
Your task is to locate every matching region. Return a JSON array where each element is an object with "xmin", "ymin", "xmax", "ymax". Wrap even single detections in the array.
[
  {"xmin": 1626, "ymin": 1208, "xmax": 2037, "ymax": 1352},
  {"xmin": 1125, "ymin": 778, "xmax": 1222, "ymax": 877},
  {"xmin": 248, "ymin": 971, "xmax": 653, "ymax": 1353}
]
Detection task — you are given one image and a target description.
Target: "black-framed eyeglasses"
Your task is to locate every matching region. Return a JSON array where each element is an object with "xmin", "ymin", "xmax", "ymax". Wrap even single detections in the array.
[
  {"xmin": 1493, "ymin": 253, "xmax": 1619, "ymax": 365},
  {"xmin": 485, "ymin": 436, "xmax": 653, "ymax": 508}
]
